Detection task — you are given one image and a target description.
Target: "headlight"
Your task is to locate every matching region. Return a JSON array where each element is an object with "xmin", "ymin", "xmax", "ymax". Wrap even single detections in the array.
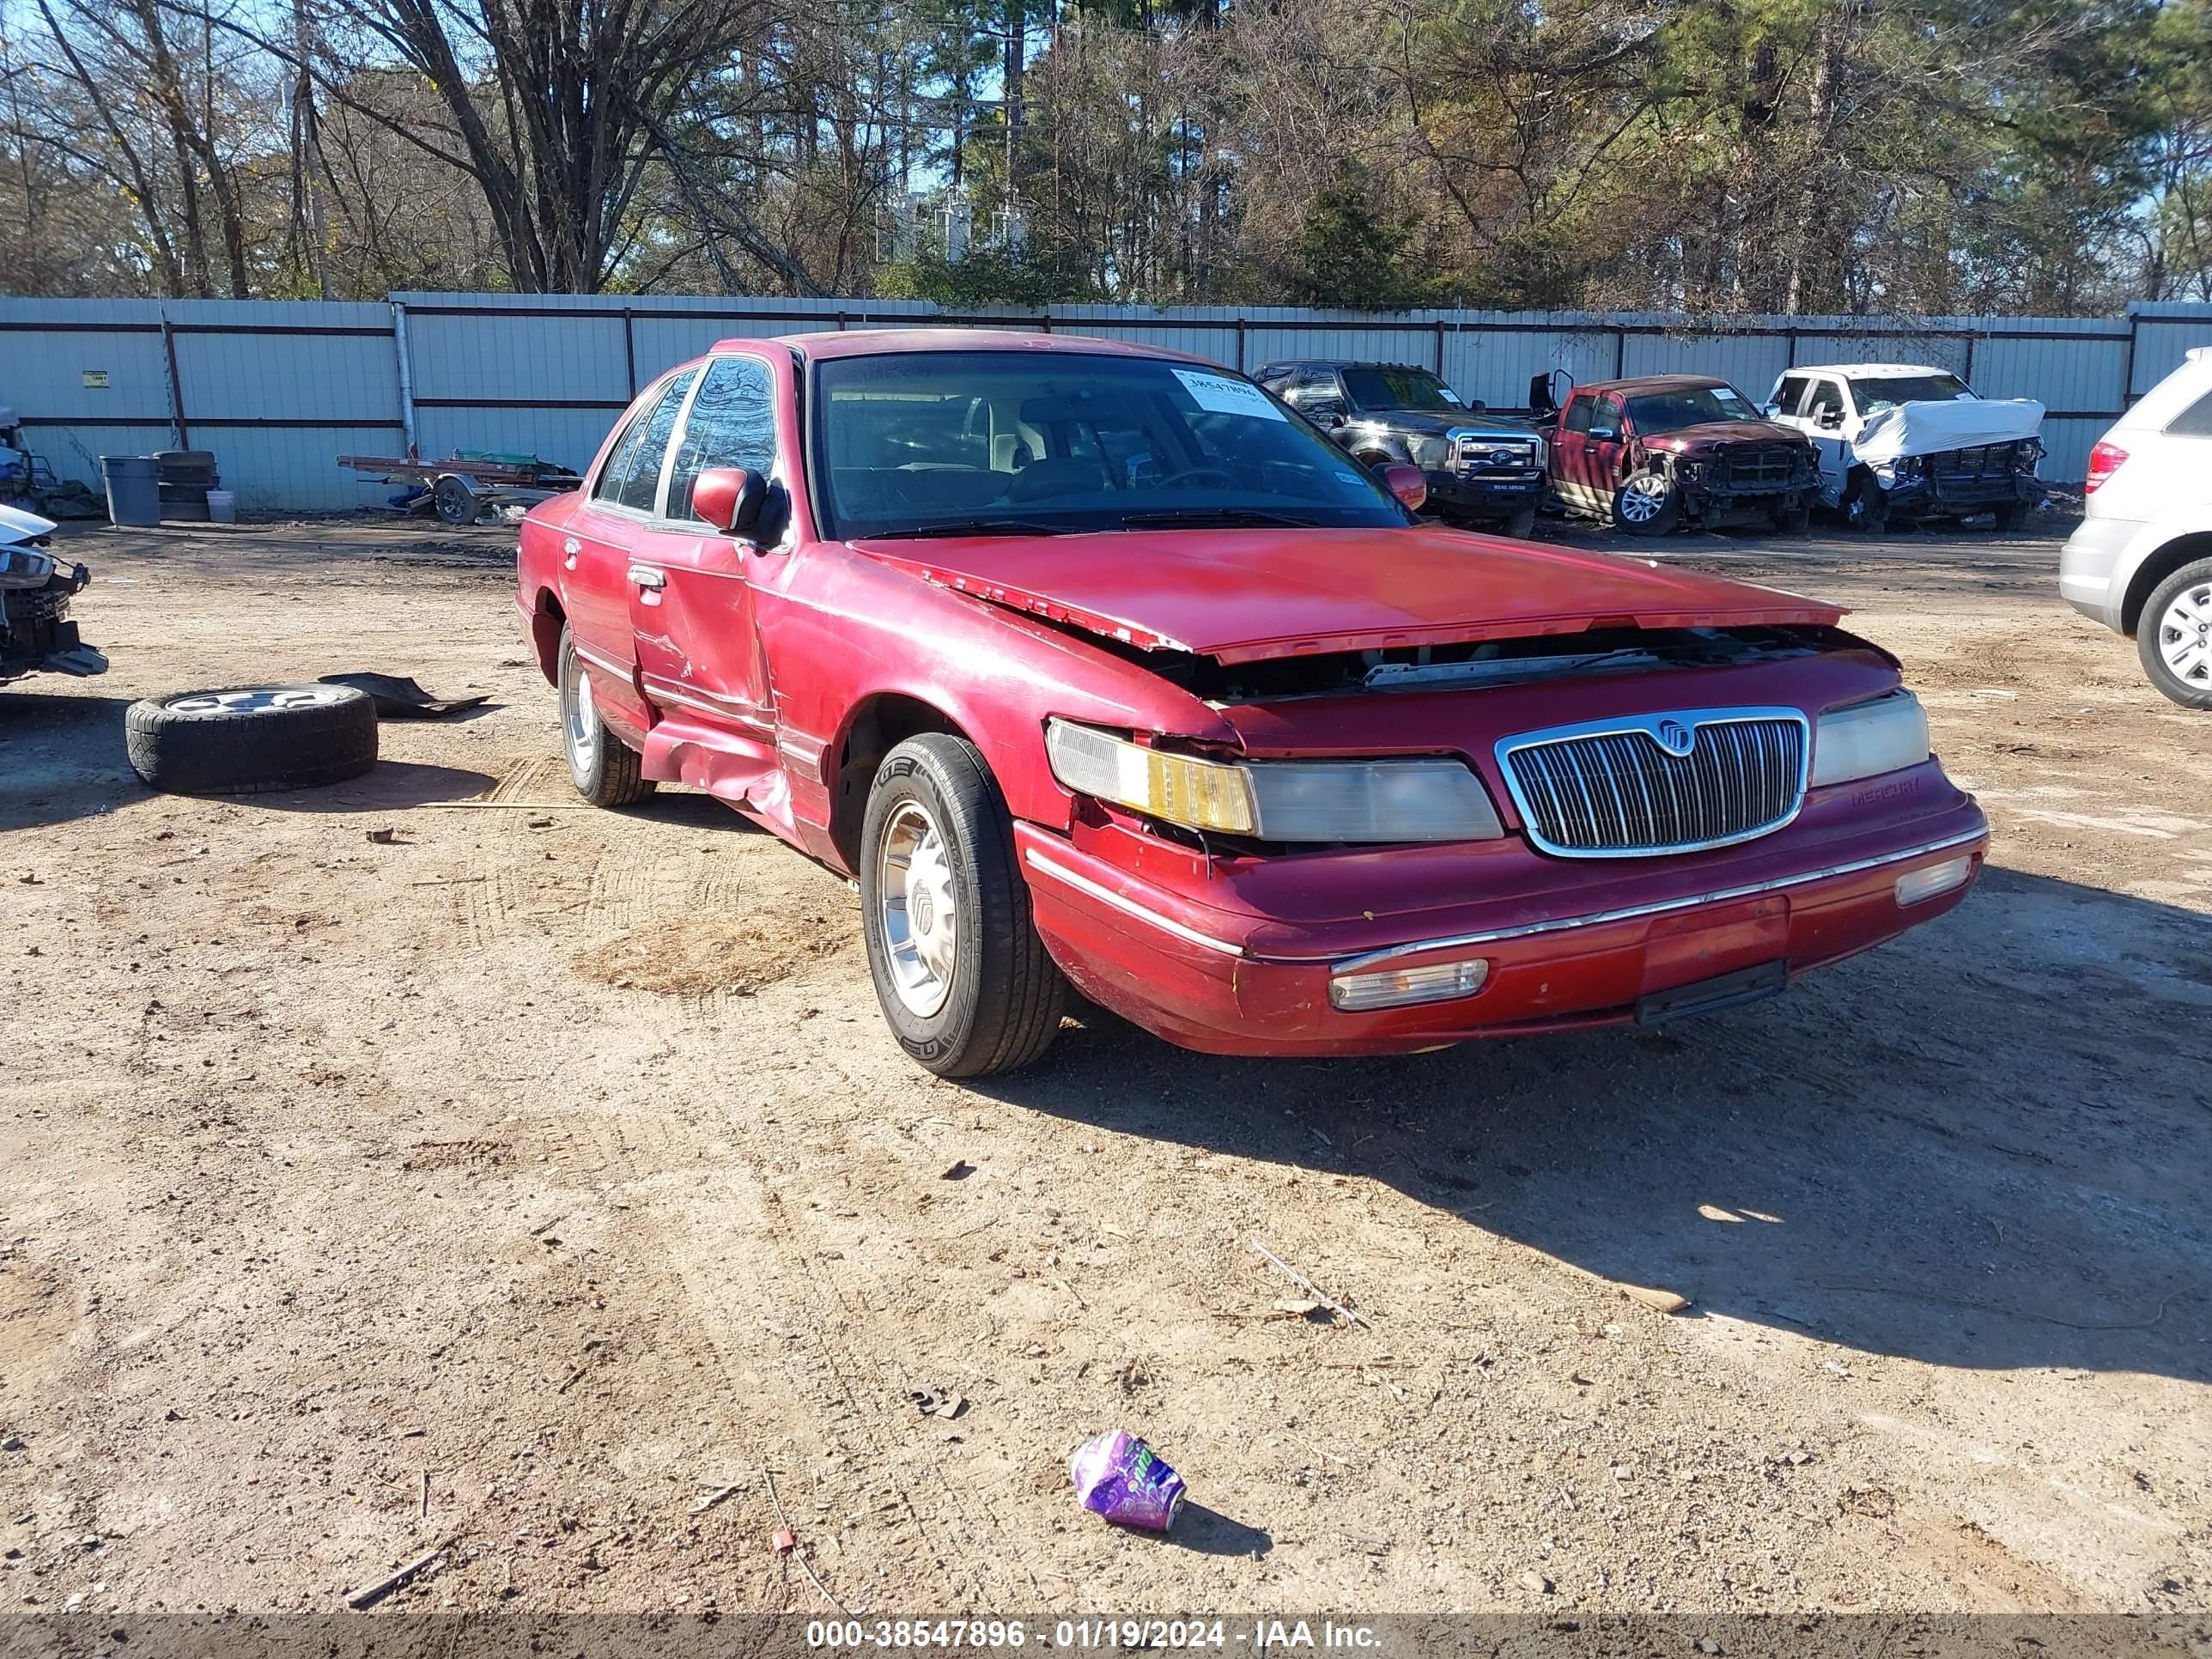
[
  {"xmin": 1809, "ymin": 690, "xmax": 1930, "ymax": 787},
  {"xmin": 1044, "ymin": 720, "xmax": 1504, "ymax": 843},
  {"xmin": 1409, "ymin": 437, "xmax": 1449, "ymax": 471},
  {"xmin": 0, "ymin": 545, "xmax": 56, "ymax": 588}
]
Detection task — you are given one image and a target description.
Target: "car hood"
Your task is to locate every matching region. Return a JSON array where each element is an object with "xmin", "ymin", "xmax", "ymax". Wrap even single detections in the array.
[
  {"xmin": 1645, "ymin": 420, "xmax": 1808, "ymax": 453},
  {"xmin": 854, "ymin": 525, "xmax": 1844, "ymax": 665}
]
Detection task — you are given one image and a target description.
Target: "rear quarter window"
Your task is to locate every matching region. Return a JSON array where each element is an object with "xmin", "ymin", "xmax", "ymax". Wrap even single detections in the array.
[{"xmin": 2166, "ymin": 387, "xmax": 2212, "ymax": 438}]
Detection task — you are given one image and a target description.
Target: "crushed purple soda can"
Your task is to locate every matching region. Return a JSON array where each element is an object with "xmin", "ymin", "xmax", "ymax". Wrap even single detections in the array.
[{"xmin": 1070, "ymin": 1431, "xmax": 1187, "ymax": 1533}]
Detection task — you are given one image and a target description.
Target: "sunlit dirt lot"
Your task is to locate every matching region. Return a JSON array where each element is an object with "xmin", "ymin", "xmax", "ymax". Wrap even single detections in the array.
[{"xmin": 2, "ymin": 509, "xmax": 2207, "ymax": 1626}]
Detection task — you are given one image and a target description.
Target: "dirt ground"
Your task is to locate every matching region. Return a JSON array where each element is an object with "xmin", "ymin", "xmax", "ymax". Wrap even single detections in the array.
[{"xmin": 1, "ymin": 508, "xmax": 2207, "ymax": 1626}]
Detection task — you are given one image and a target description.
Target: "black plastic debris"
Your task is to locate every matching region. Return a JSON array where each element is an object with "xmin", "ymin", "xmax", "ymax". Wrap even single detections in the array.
[{"xmin": 318, "ymin": 672, "xmax": 491, "ymax": 720}]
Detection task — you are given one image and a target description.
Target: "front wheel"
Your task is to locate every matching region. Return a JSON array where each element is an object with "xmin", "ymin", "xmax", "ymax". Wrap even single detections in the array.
[
  {"xmin": 2138, "ymin": 556, "xmax": 2212, "ymax": 710},
  {"xmin": 860, "ymin": 734, "xmax": 1066, "ymax": 1077},
  {"xmin": 1844, "ymin": 471, "xmax": 1889, "ymax": 535},
  {"xmin": 558, "ymin": 625, "xmax": 653, "ymax": 807},
  {"xmin": 1772, "ymin": 500, "xmax": 1811, "ymax": 536},
  {"xmin": 1612, "ymin": 471, "xmax": 1680, "ymax": 537},
  {"xmin": 1993, "ymin": 500, "xmax": 2031, "ymax": 532},
  {"xmin": 1499, "ymin": 505, "xmax": 1539, "ymax": 540}
]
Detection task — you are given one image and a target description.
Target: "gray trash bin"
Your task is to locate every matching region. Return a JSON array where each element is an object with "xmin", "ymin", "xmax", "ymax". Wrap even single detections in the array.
[{"xmin": 101, "ymin": 454, "xmax": 161, "ymax": 527}]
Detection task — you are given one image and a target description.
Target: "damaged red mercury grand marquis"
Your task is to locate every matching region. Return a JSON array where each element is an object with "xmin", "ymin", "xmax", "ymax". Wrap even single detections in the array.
[{"xmin": 514, "ymin": 331, "xmax": 1987, "ymax": 1076}]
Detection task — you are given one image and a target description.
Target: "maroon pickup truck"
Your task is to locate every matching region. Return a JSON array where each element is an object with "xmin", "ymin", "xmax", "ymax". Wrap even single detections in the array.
[{"xmin": 1545, "ymin": 375, "xmax": 1820, "ymax": 536}]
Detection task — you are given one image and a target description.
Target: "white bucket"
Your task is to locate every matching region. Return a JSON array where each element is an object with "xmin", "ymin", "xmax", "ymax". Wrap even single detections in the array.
[{"xmin": 206, "ymin": 489, "xmax": 236, "ymax": 524}]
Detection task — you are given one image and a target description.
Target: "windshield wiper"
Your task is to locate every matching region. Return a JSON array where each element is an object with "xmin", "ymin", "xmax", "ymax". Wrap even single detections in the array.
[
  {"xmin": 862, "ymin": 518, "xmax": 1075, "ymax": 540},
  {"xmin": 1115, "ymin": 507, "xmax": 1321, "ymax": 529}
]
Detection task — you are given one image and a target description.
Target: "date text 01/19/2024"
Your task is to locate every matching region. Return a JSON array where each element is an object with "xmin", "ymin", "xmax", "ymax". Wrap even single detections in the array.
[{"xmin": 804, "ymin": 1620, "xmax": 1384, "ymax": 1650}]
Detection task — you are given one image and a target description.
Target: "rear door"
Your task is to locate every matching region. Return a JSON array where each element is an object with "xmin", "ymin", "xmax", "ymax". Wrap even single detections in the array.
[
  {"xmin": 563, "ymin": 369, "xmax": 698, "ymax": 732},
  {"xmin": 625, "ymin": 350, "xmax": 787, "ymax": 764}
]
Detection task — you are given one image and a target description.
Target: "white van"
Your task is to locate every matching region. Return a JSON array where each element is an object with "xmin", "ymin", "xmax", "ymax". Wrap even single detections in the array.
[{"xmin": 2058, "ymin": 346, "xmax": 2212, "ymax": 709}]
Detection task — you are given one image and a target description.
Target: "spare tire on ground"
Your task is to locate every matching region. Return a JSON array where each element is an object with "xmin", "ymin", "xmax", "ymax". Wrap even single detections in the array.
[{"xmin": 125, "ymin": 686, "xmax": 379, "ymax": 796}]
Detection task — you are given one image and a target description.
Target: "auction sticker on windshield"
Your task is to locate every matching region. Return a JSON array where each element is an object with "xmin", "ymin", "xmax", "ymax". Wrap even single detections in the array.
[{"xmin": 1175, "ymin": 369, "xmax": 1286, "ymax": 422}]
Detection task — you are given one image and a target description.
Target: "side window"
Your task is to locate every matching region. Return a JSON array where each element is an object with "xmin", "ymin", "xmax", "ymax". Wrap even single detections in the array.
[
  {"xmin": 2166, "ymin": 386, "xmax": 2212, "ymax": 438},
  {"xmin": 1563, "ymin": 395, "xmax": 1593, "ymax": 434},
  {"xmin": 667, "ymin": 355, "xmax": 779, "ymax": 522},
  {"xmin": 1805, "ymin": 380, "xmax": 1845, "ymax": 422},
  {"xmin": 1595, "ymin": 394, "xmax": 1626, "ymax": 434},
  {"xmin": 592, "ymin": 370, "xmax": 696, "ymax": 512},
  {"xmin": 1774, "ymin": 375, "xmax": 1809, "ymax": 416}
]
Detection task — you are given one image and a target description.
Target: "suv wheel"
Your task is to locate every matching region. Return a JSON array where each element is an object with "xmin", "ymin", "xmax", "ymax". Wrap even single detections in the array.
[
  {"xmin": 1612, "ymin": 471, "xmax": 1680, "ymax": 536},
  {"xmin": 860, "ymin": 734, "xmax": 1065, "ymax": 1077},
  {"xmin": 2138, "ymin": 556, "xmax": 2212, "ymax": 710},
  {"xmin": 559, "ymin": 625, "xmax": 653, "ymax": 806}
]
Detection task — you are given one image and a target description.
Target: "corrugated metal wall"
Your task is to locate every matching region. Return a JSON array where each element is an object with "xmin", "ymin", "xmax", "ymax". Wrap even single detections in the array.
[{"xmin": 6, "ymin": 294, "xmax": 2207, "ymax": 508}]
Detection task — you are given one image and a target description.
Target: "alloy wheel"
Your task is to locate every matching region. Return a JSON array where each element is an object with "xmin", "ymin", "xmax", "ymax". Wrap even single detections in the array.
[{"xmin": 876, "ymin": 799, "xmax": 959, "ymax": 1018}]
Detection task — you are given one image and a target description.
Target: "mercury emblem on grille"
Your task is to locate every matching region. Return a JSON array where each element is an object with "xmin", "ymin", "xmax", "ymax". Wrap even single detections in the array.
[{"xmin": 1655, "ymin": 718, "xmax": 1695, "ymax": 756}]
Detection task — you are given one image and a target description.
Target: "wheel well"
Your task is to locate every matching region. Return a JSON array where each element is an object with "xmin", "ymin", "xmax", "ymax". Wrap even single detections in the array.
[
  {"xmin": 1352, "ymin": 449, "xmax": 1395, "ymax": 470},
  {"xmin": 830, "ymin": 694, "xmax": 971, "ymax": 869},
  {"xmin": 2122, "ymin": 534, "xmax": 2212, "ymax": 635},
  {"xmin": 529, "ymin": 589, "xmax": 565, "ymax": 684}
]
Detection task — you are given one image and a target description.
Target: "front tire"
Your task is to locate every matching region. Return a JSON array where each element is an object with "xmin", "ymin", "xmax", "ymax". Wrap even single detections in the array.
[
  {"xmin": 1773, "ymin": 500, "xmax": 1811, "ymax": 536},
  {"xmin": 558, "ymin": 625, "xmax": 653, "ymax": 807},
  {"xmin": 1845, "ymin": 470, "xmax": 1889, "ymax": 535},
  {"xmin": 2138, "ymin": 556, "xmax": 2212, "ymax": 710},
  {"xmin": 1993, "ymin": 500, "xmax": 2031, "ymax": 532},
  {"xmin": 860, "ymin": 734, "xmax": 1065, "ymax": 1078},
  {"xmin": 1499, "ymin": 505, "xmax": 1539, "ymax": 540},
  {"xmin": 1612, "ymin": 471, "xmax": 1680, "ymax": 537}
]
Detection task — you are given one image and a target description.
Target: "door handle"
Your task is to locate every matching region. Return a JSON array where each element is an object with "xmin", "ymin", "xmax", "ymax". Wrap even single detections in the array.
[{"xmin": 627, "ymin": 564, "xmax": 665, "ymax": 591}]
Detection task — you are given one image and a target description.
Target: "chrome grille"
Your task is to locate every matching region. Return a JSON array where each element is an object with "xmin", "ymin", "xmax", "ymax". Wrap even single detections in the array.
[
  {"xmin": 1452, "ymin": 434, "xmax": 1541, "ymax": 475},
  {"xmin": 1498, "ymin": 710, "xmax": 1808, "ymax": 857}
]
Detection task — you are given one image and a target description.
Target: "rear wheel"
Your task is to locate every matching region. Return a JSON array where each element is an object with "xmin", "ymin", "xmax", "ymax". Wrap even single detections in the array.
[
  {"xmin": 1612, "ymin": 471, "xmax": 1680, "ymax": 536},
  {"xmin": 860, "ymin": 734, "xmax": 1065, "ymax": 1078},
  {"xmin": 558, "ymin": 625, "xmax": 653, "ymax": 807},
  {"xmin": 2138, "ymin": 556, "xmax": 2212, "ymax": 710}
]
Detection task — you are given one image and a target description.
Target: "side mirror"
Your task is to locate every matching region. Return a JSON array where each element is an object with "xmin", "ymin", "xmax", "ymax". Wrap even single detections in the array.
[
  {"xmin": 1380, "ymin": 462, "xmax": 1428, "ymax": 513},
  {"xmin": 1463, "ymin": 398, "xmax": 1487, "ymax": 415},
  {"xmin": 1816, "ymin": 410, "xmax": 1844, "ymax": 430},
  {"xmin": 694, "ymin": 465, "xmax": 767, "ymax": 535},
  {"xmin": 1763, "ymin": 402, "xmax": 1783, "ymax": 418},
  {"xmin": 1309, "ymin": 399, "xmax": 1348, "ymax": 426}
]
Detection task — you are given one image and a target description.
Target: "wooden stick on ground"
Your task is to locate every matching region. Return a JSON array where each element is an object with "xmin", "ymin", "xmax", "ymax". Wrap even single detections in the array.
[
  {"xmin": 1249, "ymin": 1238, "xmax": 1369, "ymax": 1327},
  {"xmin": 345, "ymin": 1547, "xmax": 445, "ymax": 1610}
]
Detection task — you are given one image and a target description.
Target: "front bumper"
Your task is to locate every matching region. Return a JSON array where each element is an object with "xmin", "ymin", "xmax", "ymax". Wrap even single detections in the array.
[
  {"xmin": 1018, "ymin": 765, "xmax": 1987, "ymax": 1056},
  {"xmin": 1, "ymin": 563, "xmax": 104, "ymax": 683},
  {"xmin": 1424, "ymin": 469, "xmax": 1544, "ymax": 520}
]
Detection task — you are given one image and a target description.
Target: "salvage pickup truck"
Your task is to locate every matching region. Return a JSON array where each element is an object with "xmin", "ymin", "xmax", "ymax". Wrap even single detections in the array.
[
  {"xmin": 1543, "ymin": 375, "xmax": 1820, "ymax": 535},
  {"xmin": 1765, "ymin": 363, "xmax": 2044, "ymax": 532},
  {"xmin": 515, "ymin": 331, "xmax": 1986, "ymax": 1076}
]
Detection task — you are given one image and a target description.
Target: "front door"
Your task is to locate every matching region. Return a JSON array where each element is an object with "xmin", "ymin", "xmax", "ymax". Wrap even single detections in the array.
[
  {"xmin": 623, "ymin": 351, "xmax": 788, "ymax": 797},
  {"xmin": 1582, "ymin": 392, "xmax": 1631, "ymax": 504},
  {"xmin": 1800, "ymin": 375, "xmax": 1852, "ymax": 503},
  {"xmin": 565, "ymin": 368, "xmax": 697, "ymax": 733}
]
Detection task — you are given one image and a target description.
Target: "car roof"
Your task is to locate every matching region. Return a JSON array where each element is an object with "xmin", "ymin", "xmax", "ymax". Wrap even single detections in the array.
[
  {"xmin": 1576, "ymin": 374, "xmax": 1733, "ymax": 396},
  {"xmin": 1255, "ymin": 360, "xmax": 1430, "ymax": 374},
  {"xmin": 708, "ymin": 327, "xmax": 1216, "ymax": 367},
  {"xmin": 1790, "ymin": 362, "xmax": 1953, "ymax": 379}
]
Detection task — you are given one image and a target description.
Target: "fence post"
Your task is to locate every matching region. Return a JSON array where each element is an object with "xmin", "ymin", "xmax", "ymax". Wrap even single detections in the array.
[
  {"xmin": 1612, "ymin": 322, "xmax": 1626, "ymax": 380},
  {"xmin": 160, "ymin": 308, "xmax": 189, "ymax": 449},
  {"xmin": 391, "ymin": 301, "xmax": 417, "ymax": 458},
  {"xmin": 1236, "ymin": 315, "xmax": 1247, "ymax": 371},
  {"xmin": 2121, "ymin": 307, "xmax": 2140, "ymax": 408},
  {"xmin": 622, "ymin": 307, "xmax": 637, "ymax": 397}
]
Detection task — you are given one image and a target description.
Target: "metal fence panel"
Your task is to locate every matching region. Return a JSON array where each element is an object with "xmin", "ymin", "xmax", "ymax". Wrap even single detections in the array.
[{"xmin": 8, "ymin": 294, "xmax": 2212, "ymax": 503}]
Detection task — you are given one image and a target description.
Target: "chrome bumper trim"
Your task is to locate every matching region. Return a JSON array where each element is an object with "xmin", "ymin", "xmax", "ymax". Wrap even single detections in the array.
[
  {"xmin": 1326, "ymin": 826, "xmax": 1989, "ymax": 975},
  {"xmin": 1021, "ymin": 848, "xmax": 1247, "ymax": 957}
]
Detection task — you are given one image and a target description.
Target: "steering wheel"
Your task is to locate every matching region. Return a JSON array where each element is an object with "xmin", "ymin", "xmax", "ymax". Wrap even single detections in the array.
[{"xmin": 1154, "ymin": 465, "xmax": 1237, "ymax": 489}]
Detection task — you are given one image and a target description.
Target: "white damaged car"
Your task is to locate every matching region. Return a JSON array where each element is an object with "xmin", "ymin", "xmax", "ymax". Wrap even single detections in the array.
[{"xmin": 1764, "ymin": 363, "xmax": 2045, "ymax": 533}]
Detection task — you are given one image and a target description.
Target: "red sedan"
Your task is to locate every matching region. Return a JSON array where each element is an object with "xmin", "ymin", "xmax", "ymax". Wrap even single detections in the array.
[{"xmin": 514, "ymin": 331, "xmax": 1986, "ymax": 1076}]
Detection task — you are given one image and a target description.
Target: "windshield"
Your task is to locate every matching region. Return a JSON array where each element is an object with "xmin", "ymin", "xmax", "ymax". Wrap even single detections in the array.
[
  {"xmin": 812, "ymin": 351, "xmax": 1409, "ymax": 540},
  {"xmin": 1851, "ymin": 373, "xmax": 1972, "ymax": 416},
  {"xmin": 1626, "ymin": 383, "xmax": 1761, "ymax": 433},
  {"xmin": 1342, "ymin": 366, "xmax": 1464, "ymax": 414}
]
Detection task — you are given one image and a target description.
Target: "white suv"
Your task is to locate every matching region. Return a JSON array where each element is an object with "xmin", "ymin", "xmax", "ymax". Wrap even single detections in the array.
[{"xmin": 2059, "ymin": 346, "xmax": 2212, "ymax": 708}]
